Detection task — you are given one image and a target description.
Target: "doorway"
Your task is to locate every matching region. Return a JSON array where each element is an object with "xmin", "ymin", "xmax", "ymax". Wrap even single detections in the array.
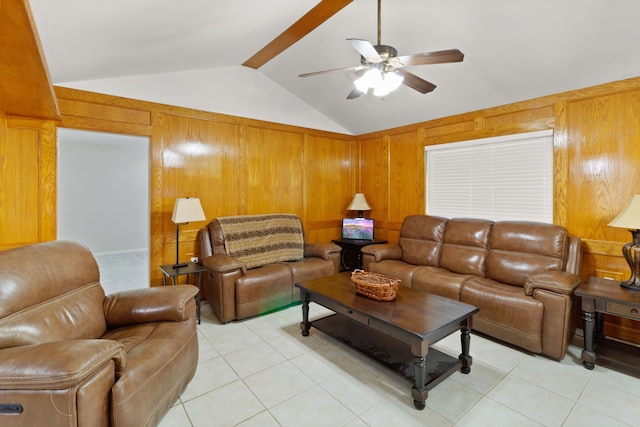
[{"xmin": 57, "ymin": 128, "xmax": 150, "ymax": 293}]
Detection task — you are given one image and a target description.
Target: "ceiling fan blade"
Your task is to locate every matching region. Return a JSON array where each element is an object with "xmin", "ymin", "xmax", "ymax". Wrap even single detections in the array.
[
  {"xmin": 347, "ymin": 38, "xmax": 383, "ymax": 63},
  {"xmin": 299, "ymin": 64, "xmax": 367, "ymax": 78},
  {"xmin": 396, "ymin": 49, "xmax": 464, "ymax": 67},
  {"xmin": 243, "ymin": 0, "xmax": 353, "ymax": 69},
  {"xmin": 396, "ymin": 69, "xmax": 437, "ymax": 94}
]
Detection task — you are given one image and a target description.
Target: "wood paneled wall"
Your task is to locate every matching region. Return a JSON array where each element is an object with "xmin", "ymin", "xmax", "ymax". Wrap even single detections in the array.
[
  {"xmin": 0, "ymin": 113, "xmax": 56, "ymax": 249},
  {"xmin": 54, "ymin": 88, "xmax": 355, "ymax": 286},
  {"xmin": 356, "ymin": 77, "xmax": 640, "ymax": 342}
]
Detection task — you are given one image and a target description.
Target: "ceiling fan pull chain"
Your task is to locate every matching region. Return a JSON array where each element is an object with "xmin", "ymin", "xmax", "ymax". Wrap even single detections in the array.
[{"xmin": 377, "ymin": 0, "xmax": 382, "ymax": 46}]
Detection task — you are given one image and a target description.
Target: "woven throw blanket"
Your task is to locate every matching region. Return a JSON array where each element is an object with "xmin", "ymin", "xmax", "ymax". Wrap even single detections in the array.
[{"xmin": 217, "ymin": 214, "xmax": 304, "ymax": 269}]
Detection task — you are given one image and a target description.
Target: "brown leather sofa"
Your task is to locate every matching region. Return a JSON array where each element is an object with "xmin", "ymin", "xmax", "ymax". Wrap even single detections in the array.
[
  {"xmin": 199, "ymin": 214, "xmax": 341, "ymax": 323},
  {"xmin": 0, "ymin": 241, "xmax": 199, "ymax": 427},
  {"xmin": 362, "ymin": 215, "xmax": 582, "ymax": 360}
]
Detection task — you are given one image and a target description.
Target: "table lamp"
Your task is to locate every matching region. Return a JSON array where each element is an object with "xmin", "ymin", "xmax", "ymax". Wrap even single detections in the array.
[
  {"xmin": 347, "ymin": 193, "xmax": 371, "ymax": 218},
  {"xmin": 172, "ymin": 197, "xmax": 206, "ymax": 268},
  {"xmin": 608, "ymin": 194, "xmax": 640, "ymax": 290}
]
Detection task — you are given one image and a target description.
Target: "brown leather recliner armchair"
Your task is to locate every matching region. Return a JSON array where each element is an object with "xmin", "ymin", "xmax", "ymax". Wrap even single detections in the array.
[{"xmin": 0, "ymin": 241, "xmax": 199, "ymax": 427}]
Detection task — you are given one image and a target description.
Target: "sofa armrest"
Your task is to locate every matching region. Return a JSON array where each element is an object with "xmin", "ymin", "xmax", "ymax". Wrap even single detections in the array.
[
  {"xmin": 523, "ymin": 271, "xmax": 581, "ymax": 296},
  {"xmin": 304, "ymin": 242, "xmax": 341, "ymax": 260},
  {"xmin": 104, "ymin": 285, "xmax": 199, "ymax": 328},
  {"xmin": 202, "ymin": 253, "xmax": 247, "ymax": 274},
  {"xmin": 0, "ymin": 340, "xmax": 125, "ymax": 390},
  {"xmin": 361, "ymin": 244, "xmax": 403, "ymax": 262}
]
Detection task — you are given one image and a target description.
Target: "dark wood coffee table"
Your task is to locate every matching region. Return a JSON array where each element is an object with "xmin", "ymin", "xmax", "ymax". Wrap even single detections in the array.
[{"xmin": 296, "ymin": 272, "xmax": 478, "ymax": 410}]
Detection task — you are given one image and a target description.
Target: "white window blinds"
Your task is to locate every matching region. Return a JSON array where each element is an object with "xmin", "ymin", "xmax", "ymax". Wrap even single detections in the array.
[{"xmin": 425, "ymin": 130, "xmax": 553, "ymax": 223}]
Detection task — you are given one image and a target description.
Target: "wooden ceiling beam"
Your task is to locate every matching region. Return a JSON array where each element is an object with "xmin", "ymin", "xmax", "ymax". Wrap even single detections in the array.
[
  {"xmin": 243, "ymin": 0, "xmax": 353, "ymax": 69},
  {"xmin": 0, "ymin": 0, "xmax": 59, "ymax": 119}
]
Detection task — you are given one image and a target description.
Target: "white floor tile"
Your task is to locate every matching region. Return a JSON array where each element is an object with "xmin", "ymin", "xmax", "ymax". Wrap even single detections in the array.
[
  {"xmin": 423, "ymin": 377, "xmax": 483, "ymax": 423},
  {"xmin": 468, "ymin": 333, "xmax": 529, "ymax": 372},
  {"xmin": 196, "ymin": 331, "xmax": 220, "ymax": 363},
  {"xmin": 563, "ymin": 404, "xmax": 630, "ymax": 427},
  {"xmin": 320, "ymin": 365, "xmax": 392, "ymax": 415},
  {"xmin": 210, "ymin": 326, "xmax": 263, "ymax": 355},
  {"xmin": 184, "ymin": 380, "xmax": 265, "ymax": 427},
  {"xmin": 488, "ymin": 375, "xmax": 574, "ymax": 426},
  {"xmin": 290, "ymin": 343, "xmax": 358, "ymax": 383},
  {"xmin": 269, "ymin": 385, "xmax": 357, "ymax": 427},
  {"xmin": 224, "ymin": 341, "xmax": 287, "ymax": 378},
  {"xmin": 578, "ymin": 380, "xmax": 640, "ymax": 426},
  {"xmin": 244, "ymin": 361, "xmax": 316, "ymax": 408},
  {"xmin": 234, "ymin": 410, "xmax": 281, "ymax": 427},
  {"xmin": 450, "ymin": 359, "xmax": 507, "ymax": 395},
  {"xmin": 180, "ymin": 356, "xmax": 238, "ymax": 402},
  {"xmin": 456, "ymin": 397, "xmax": 543, "ymax": 427},
  {"xmin": 157, "ymin": 404, "xmax": 191, "ymax": 427},
  {"xmin": 359, "ymin": 390, "xmax": 451, "ymax": 427},
  {"xmin": 510, "ymin": 355, "xmax": 591, "ymax": 400}
]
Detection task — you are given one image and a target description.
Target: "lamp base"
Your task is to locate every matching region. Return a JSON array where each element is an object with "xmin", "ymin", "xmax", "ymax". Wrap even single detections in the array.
[
  {"xmin": 620, "ymin": 229, "xmax": 640, "ymax": 291},
  {"xmin": 172, "ymin": 262, "xmax": 188, "ymax": 269},
  {"xmin": 620, "ymin": 281, "xmax": 640, "ymax": 291}
]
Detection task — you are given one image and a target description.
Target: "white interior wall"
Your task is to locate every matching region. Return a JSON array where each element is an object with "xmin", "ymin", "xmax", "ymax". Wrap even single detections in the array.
[
  {"xmin": 58, "ymin": 65, "xmax": 351, "ymax": 134},
  {"xmin": 58, "ymin": 129, "xmax": 149, "ymax": 254}
]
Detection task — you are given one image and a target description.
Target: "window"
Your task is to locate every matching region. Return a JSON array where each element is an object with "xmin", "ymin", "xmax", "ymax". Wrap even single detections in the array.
[{"xmin": 425, "ymin": 130, "xmax": 553, "ymax": 223}]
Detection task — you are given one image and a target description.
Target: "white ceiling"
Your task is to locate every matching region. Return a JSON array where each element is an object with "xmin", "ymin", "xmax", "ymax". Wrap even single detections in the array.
[{"xmin": 29, "ymin": 0, "xmax": 640, "ymax": 135}]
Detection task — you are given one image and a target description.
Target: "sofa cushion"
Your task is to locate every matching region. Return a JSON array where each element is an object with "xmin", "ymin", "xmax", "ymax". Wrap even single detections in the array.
[
  {"xmin": 486, "ymin": 221, "xmax": 568, "ymax": 287},
  {"xmin": 234, "ymin": 263, "xmax": 293, "ymax": 318},
  {"xmin": 413, "ymin": 266, "xmax": 472, "ymax": 300},
  {"xmin": 440, "ymin": 218, "xmax": 492, "ymax": 276},
  {"xmin": 398, "ymin": 215, "xmax": 448, "ymax": 266},
  {"xmin": 217, "ymin": 214, "xmax": 304, "ymax": 269}
]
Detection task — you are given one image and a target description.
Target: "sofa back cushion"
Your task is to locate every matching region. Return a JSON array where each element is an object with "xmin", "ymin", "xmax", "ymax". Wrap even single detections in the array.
[
  {"xmin": 440, "ymin": 218, "xmax": 493, "ymax": 276},
  {"xmin": 399, "ymin": 215, "xmax": 448, "ymax": 266},
  {"xmin": 215, "ymin": 214, "xmax": 304, "ymax": 269},
  {"xmin": 487, "ymin": 221, "xmax": 568, "ymax": 286},
  {"xmin": 0, "ymin": 241, "xmax": 107, "ymax": 349}
]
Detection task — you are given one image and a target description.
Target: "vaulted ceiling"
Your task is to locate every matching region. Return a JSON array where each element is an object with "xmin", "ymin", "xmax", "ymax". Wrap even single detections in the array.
[{"xmin": 28, "ymin": 0, "xmax": 640, "ymax": 134}]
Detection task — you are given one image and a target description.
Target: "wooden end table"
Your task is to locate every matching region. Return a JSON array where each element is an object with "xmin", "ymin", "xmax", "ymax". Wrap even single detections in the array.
[
  {"xmin": 575, "ymin": 276, "xmax": 640, "ymax": 371},
  {"xmin": 331, "ymin": 238, "xmax": 387, "ymax": 271},
  {"xmin": 159, "ymin": 262, "xmax": 206, "ymax": 324}
]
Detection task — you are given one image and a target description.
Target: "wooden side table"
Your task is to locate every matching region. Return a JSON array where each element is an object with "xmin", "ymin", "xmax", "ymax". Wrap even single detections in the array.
[
  {"xmin": 332, "ymin": 238, "xmax": 387, "ymax": 271},
  {"xmin": 159, "ymin": 262, "xmax": 206, "ymax": 324},
  {"xmin": 575, "ymin": 276, "xmax": 640, "ymax": 371}
]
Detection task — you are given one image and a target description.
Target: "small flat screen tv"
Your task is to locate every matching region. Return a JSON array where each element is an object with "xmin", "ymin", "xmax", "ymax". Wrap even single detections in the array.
[{"xmin": 342, "ymin": 218, "xmax": 374, "ymax": 240}]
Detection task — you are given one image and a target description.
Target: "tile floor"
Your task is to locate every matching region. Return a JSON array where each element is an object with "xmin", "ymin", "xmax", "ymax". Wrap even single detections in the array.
[{"xmin": 157, "ymin": 301, "xmax": 640, "ymax": 427}]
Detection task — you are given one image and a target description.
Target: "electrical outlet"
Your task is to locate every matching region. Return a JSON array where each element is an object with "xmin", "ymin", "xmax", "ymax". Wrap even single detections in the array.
[{"xmin": 190, "ymin": 256, "xmax": 199, "ymax": 264}]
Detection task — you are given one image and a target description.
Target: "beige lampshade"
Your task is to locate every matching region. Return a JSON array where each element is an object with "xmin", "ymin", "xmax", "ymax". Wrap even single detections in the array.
[
  {"xmin": 609, "ymin": 195, "xmax": 640, "ymax": 229},
  {"xmin": 172, "ymin": 197, "xmax": 206, "ymax": 224},
  {"xmin": 347, "ymin": 193, "xmax": 371, "ymax": 212}
]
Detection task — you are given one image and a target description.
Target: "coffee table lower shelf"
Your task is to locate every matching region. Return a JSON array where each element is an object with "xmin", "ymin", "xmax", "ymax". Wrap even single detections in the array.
[{"xmin": 310, "ymin": 313, "xmax": 462, "ymax": 402}]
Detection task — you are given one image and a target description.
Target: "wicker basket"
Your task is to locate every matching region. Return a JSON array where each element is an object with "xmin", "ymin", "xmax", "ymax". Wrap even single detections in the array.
[{"xmin": 351, "ymin": 269, "xmax": 400, "ymax": 301}]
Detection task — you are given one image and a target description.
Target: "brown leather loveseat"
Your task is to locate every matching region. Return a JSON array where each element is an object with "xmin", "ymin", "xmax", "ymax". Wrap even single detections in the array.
[
  {"xmin": 199, "ymin": 214, "xmax": 341, "ymax": 323},
  {"xmin": 362, "ymin": 215, "xmax": 582, "ymax": 359},
  {"xmin": 0, "ymin": 241, "xmax": 199, "ymax": 427}
]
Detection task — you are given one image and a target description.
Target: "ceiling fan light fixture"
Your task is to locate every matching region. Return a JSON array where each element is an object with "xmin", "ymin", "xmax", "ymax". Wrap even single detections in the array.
[
  {"xmin": 373, "ymin": 71, "xmax": 404, "ymax": 96},
  {"xmin": 354, "ymin": 68, "xmax": 382, "ymax": 92}
]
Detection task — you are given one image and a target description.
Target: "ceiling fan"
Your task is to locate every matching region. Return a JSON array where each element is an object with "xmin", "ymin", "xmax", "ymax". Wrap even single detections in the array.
[{"xmin": 298, "ymin": 0, "xmax": 464, "ymax": 99}]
